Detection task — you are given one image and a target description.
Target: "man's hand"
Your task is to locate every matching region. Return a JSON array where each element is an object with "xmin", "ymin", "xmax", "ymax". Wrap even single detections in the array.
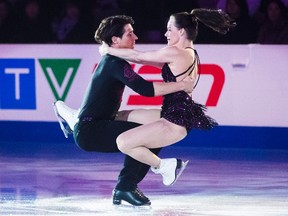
[
  {"xmin": 99, "ymin": 42, "xmax": 109, "ymax": 56},
  {"xmin": 182, "ymin": 76, "xmax": 195, "ymax": 95}
]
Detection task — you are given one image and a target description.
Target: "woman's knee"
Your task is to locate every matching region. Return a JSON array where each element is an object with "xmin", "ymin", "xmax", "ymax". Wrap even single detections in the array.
[{"xmin": 116, "ymin": 134, "xmax": 130, "ymax": 153}]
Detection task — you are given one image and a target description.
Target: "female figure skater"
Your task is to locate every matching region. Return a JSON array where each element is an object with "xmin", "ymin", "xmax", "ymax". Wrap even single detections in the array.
[{"xmin": 99, "ymin": 8, "xmax": 235, "ymax": 186}]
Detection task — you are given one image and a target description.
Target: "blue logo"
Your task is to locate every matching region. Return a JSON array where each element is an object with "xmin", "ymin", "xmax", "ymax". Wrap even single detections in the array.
[{"xmin": 0, "ymin": 59, "xmax": 36, "ymax": 109}]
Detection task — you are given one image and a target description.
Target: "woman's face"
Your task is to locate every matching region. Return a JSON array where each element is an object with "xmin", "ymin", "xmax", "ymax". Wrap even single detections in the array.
[
  {"xmin": 66, "ymin": 4, "xmax": 79, "ymax": 19},
  {"xmin": 267, "ymin": 1, "xmax": 282, "ymax": 22},
  {"xmin": 165, "ymin": 17, "xmax": 181, "ymax": 46},
  {"xmin": 0, "ymin": 2, "xmax": 9, "ymax": 20},
  {"xmin": 226, "ymin": 0, "xmax": 241, "ymax": 19},
  {"xmin": 25, "ymin": 2, "xmax": 39, "ymax": 19}
]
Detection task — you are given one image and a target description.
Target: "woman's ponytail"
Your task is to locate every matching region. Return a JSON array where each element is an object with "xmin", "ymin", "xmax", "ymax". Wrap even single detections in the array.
[{"xmin": 191, "ymin": 9, "xmax": 236, "ymax": 34}]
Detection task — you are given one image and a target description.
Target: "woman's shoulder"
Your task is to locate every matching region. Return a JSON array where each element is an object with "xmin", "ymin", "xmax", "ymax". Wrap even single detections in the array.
[
  {"xmin": 160, "ymin": 46, "xmax": 183, "ymax": 58},
  {"xmin": 161, "ymin": 45, "xmax": 180, "ymax": 52}
]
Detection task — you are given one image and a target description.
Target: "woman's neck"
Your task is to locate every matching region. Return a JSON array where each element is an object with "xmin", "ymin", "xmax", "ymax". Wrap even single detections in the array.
[{"xmin": 177, "ymin": 40, "xmax": 194, "ymax": 49}]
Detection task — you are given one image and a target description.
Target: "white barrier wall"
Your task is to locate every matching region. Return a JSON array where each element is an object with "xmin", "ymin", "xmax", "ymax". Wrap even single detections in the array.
[{"xmin": 0, "ymin": 44, "xmax": 287, "ymax": 127}]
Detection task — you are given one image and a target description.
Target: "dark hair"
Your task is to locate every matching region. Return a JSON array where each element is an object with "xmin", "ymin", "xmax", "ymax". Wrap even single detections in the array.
[
  {"xmin": 265, "ymin": 0, "xmax": 287, "ymax": 18},
  {"xmin": 171, "ymin": 9, "xmax": 236, "ymax": 41},
  {"xmin": 94, "ymin": 15, "xmax": 134, "ymax": 46},
  {"xmin": 226, "ymin": 0, "xmax": 250, "ymax": 18}
]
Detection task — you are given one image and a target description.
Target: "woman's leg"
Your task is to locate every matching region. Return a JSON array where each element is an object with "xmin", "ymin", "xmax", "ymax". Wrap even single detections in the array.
[
  {"xmin": 116, "ymin": 118, "xmax": 187, "ymax": 167},
  {"xmin": 116, "ymin": 118, "xmax": 188, "ymax": 186}
]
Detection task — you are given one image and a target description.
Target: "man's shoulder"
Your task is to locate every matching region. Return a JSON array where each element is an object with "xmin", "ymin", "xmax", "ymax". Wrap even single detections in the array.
[
  {"xmin": 98, "ymin": 55, "xmax": 130, "ymax": 71},
  {"xmin": 104, "ymin": 54, "xmax": 128, "ymax": 63}
]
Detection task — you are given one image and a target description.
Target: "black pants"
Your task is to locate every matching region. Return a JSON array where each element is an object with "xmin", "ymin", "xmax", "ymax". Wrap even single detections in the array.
[{"xmin": 74, "ymin": 119, "xmax": 161, "ymax": 191}]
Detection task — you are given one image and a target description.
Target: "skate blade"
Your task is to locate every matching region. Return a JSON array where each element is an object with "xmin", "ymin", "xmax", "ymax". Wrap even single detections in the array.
[
  {"xmin": 113, "ymin": 202, "xmax": 152, "ymax": 211},
  {"xmin": 171, "ymin": 160, "xmax": 189, "ymax": 186},
  {"xmin": 53, "ymin": 102, "xmax": 70, "ymax": 138}
]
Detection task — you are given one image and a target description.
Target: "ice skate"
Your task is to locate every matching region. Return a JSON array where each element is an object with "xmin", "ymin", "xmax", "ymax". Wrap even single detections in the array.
[
  {"xmin": 112, "ymin": 188, "xmax": 151, "ymax": 208},
  {"xmin": 151, "ymin": 158, "xmax": 189, "ymax": 186},
  {"xmin": 53, "ymin": 101, "xmax": 79, "ymax": 138}
]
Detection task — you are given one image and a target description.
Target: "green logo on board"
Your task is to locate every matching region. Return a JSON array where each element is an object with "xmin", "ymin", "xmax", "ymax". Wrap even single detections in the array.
[{"xmin": 39, "ymin": 59, "xmax": 81, "ymax": 100}]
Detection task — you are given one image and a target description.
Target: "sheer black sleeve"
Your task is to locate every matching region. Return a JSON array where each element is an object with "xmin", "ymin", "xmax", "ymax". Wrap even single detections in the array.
[{"xmin": 112, "ymin": 60, "xmax": 155, "ymax": 97}]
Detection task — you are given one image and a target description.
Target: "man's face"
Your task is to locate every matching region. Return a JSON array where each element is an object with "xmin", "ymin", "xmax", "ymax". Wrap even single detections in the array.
[{"xmin": 112, "ymin": 24, "xmax": 138, "ymax": 49}]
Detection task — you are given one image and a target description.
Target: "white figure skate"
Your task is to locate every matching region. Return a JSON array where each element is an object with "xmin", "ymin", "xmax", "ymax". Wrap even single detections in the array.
[
  {"xmin": 53, "ymin": 101, "xmax": 79, "ymax": 138},
  {"xmin": 151, "ymin": 158, "xmax": 189, "ymax": 186}
]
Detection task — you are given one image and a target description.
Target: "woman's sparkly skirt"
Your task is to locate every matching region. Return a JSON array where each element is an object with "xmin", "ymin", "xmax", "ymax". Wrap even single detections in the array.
[{"xmin": 161, "ymin": 92, "xmax": 218, "ymax": 132}]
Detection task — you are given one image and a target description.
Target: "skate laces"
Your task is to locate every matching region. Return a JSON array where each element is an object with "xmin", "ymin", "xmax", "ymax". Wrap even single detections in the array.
[{"xmin": 135, "ymin": 188, "xmax": 147, "ymax": 200}]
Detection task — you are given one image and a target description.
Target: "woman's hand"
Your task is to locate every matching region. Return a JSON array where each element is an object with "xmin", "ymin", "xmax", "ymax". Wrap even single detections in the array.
[{"xmin": 99, "ymin": 42, "xmax": 109, "ymax": 56}]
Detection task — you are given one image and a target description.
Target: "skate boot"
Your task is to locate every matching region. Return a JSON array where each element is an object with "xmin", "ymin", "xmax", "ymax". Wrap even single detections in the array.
[
  {"xmin": 53, "ymin": 101, "xmax": 79, "ymax": 138},
  {"xmin": 112, "ymin": 188, "xmax": 151, "ymax": 206},
  {"xmin": 151, "ymin": 158, "xmax": 189, "ymax": 186}
]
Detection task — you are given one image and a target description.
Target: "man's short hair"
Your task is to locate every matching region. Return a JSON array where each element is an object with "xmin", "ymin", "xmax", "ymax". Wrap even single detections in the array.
[{"xmin": 94, "ymin": 15, "xmax": 134, "ymax": 46}]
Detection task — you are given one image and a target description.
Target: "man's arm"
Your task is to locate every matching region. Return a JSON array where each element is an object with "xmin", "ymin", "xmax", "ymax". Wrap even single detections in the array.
[
  {"xmin": 153, "ymin": 78, "xmax": 193, "ymax": 96},
  {"xmin": 113, "ymin": 59, "xmax": 194, "ymax": 97}
]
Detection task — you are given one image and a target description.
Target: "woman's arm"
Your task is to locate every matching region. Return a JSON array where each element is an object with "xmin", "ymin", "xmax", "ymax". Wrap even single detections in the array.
[{"xmin": 100, "ymin": 44, "xmax": 179, "ymax": 68}]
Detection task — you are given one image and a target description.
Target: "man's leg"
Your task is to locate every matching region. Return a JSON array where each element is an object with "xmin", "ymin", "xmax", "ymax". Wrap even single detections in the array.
[
  {"xmin": 116, "ymin": 148, "xmax": 161, "ymax": 191},
  {"xmin": 112, "ymin": 148, "xmax": 161, "ymax": 206},
  {"xmin": 54, "ymin": 102, "xmax": 162, "ymax": 206},
  {"xmin": 113, "ymin": 110, "xmax": 163, "ymax": 205},
  {"xmin": 74, "ymin": 120, "xmax": 160, "ymax": 206}
]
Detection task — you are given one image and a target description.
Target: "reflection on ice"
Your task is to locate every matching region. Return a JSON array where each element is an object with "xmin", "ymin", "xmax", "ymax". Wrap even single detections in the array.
[
  {"xmin": 0, "ymin": 147, "xmax": 288, "ymax": 215},
  {"xmin": 1, "ymin": 195, "xmax": 288, "ymax": 216}
]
